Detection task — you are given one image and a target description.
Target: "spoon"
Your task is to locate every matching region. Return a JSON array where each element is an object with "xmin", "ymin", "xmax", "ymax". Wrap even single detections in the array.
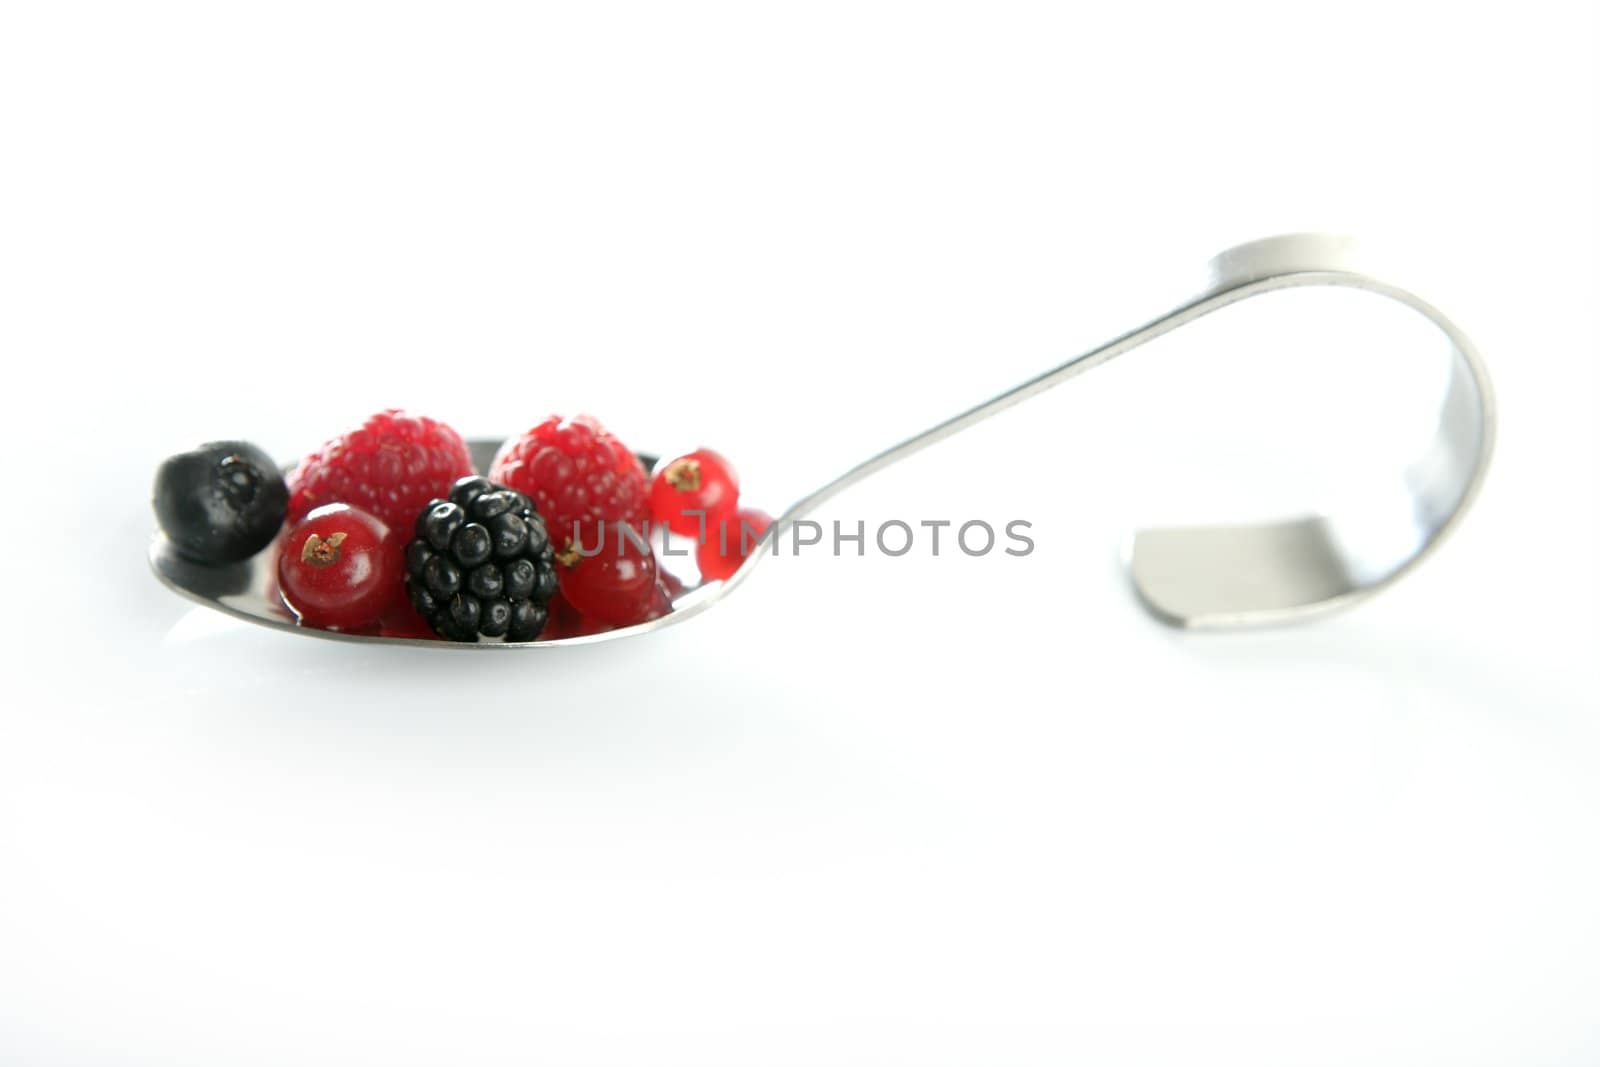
[{"xmin": 149, "ymin": 233, "xmax": 1495, "ymax": 648}]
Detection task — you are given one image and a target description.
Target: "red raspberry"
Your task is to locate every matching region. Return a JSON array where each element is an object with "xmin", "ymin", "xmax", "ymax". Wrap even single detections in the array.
[
  {"xmin": 287, "ymin": 410, "xmax": 474, "ymax": 533},
  {"xmin": 488, "ymin": 415, "xmax": 648, "ymax": 548}
]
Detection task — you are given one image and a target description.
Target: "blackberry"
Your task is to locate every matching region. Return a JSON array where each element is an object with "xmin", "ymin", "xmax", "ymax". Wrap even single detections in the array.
[{"xmin": 404, "ymin": 475, "xmax": 560, "ymax": 642}]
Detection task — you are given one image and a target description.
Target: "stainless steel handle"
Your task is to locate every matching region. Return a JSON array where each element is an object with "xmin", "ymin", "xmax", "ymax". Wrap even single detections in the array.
[{"xmin": 771, "ymin": 233, "xmax": 1496, "ymax": 628}]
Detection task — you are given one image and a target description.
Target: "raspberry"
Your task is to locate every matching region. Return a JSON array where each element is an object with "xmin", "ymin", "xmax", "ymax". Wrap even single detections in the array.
[
  {"xmin": 287, "ymin": 410, "xmax": 474, "ymax": 534},
  {"xmin": 488, "ymin": 415, "xmax": 648, "ymax": 549},
  {"xmin": 403, "ymin": 476, "xmax": 560, "ymax": 642}
]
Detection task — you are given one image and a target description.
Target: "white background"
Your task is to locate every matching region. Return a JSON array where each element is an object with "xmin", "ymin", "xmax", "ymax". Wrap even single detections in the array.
[{"xmin": 2, "ymin": 2, "xmax": 1597, "ymax": 1064}]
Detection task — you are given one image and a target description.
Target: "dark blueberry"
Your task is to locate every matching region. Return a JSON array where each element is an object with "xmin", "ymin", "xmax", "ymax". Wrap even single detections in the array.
[
  {"xmin": 467, "ymin": 562, "xmax": 503, "ymax": 599},
  {"xmin": 422, "ymin": 501, "xmax": 465, "ymax": 551},
  {"xmin": 422, "ymin": 555, "xmax": 461, "ymax": 599},
  {"xmin": 468, "ymin": 490, "xmax": 516, "ymax": 522},
  {"xmin": 488, "ymin": 512, "xmax": 529, "ymax": 558},
  {"xmin": 506, "ymin": 601, "xmax": 547, "ymax": 642},
  {"xmin": 479, "ymin": 599, "xmax": 512, "ymax": 638},
  {"xmin": 451, "ymin": 523, "xmax": 492, "ymax": 568},
  {"xmin": 153, "ymin": 441, "xmax": 288, "ymax": 563}
]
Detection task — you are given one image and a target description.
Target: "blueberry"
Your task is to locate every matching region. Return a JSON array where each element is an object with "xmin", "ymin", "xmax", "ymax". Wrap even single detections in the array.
[{"xmin": 153, "ymin": 441, "xmax": 288, "ymax": 563}]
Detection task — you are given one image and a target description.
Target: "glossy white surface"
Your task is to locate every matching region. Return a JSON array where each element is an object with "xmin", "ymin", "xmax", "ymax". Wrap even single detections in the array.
[{"xmin": 2, "ymin": 2, "xmax": 1597, "ymax": 1064}]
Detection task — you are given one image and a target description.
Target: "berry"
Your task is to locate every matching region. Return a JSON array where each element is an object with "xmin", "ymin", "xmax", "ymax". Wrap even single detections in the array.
[
  {"xmin": 404, "ymin": 476, "xmax": 559, "ymax": 642},
  {"xmin": 287, "ymin": 410, "xmax": 474, "ymax": 533},
  {"xmin": 379, "ymin": 601, "xmax": 437, "ymax": 640},
  {"xmin": 658, "ymin": 567, "xmax": 687, "ymax": 601},
  {"xmin": 650, "ymin": 449, "xmax": 739, "ymax": 537},
  {"xmin": 558, "ymin": 529, "xmax": 670, "ymax": 627},
  {"xmin": 535, "ymin": 592, "xmax": 584, "ymax": 641},
  {"xmin": 696, "ymin": 508, "xmax": 773, "ymax": 582},
  {"xmin": 154, "ymin": 441, "xmax": 288, "ymax": 562},
  {"xmin": 488, "ymin": 415, "xmax": 648, "ymax": 550},
  {"xmin": 278, "ymin": 504, "xmax": 398, "ymax": 630}
]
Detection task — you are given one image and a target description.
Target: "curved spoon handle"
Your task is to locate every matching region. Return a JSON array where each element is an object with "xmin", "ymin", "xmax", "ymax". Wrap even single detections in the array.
[{"xmin": 772, "ymin": 233, "xmax": 1496, "ymax": 629}]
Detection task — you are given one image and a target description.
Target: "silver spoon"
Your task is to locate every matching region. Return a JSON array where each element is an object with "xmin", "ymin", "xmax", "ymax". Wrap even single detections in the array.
[{"xmin": 149, "ymin": 233, "xmax": 1496, "ymax": 649}]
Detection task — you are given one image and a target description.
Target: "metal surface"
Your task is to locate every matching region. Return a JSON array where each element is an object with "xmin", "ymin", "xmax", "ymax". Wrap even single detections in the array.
[{"xmin": 149, "ymin": 233, "xmax": 1496, "ymax": 646}]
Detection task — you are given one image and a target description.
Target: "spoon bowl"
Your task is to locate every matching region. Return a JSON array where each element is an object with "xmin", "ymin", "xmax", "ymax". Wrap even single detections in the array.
[{"xmin": 149, "ymin": 441, "xmax": 749, "ymax": 648}]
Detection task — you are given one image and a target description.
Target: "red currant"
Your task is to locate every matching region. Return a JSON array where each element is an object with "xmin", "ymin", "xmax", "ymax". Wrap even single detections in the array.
[
  {"xmin": 278, "ymin": 504, "xmax": 398, "ymax": 630},
  {"xmin": 649, "ymin": 449, "xmax": 739, "ymax": 538},
  {"xmin": 558, "ymin": 531, "xmax": 670, "ymax": 627},
  {"xmin": 658, "ymin": 567, "xmax": 687, "ymax": 600},
  {"xmin": 696, "ymin": 508, "xmax": 773, "ymax": 582}
]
